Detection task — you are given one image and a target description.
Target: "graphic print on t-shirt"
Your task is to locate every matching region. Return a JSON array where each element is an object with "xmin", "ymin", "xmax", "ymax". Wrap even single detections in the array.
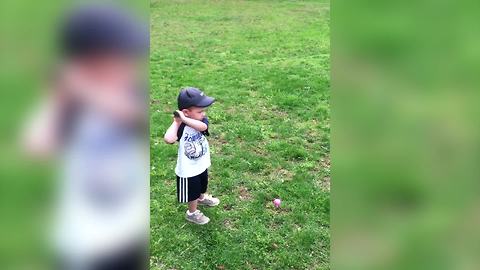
[{"xmin": 183, "ymin": 131, "xmax": 208, "ymax": 160}]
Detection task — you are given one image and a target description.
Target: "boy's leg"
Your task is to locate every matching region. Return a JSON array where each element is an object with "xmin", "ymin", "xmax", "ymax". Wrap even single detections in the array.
[
  {"xmin": 200, "ymin": 170, "xmax": 208, "ymax": 196},
  {"xmin": 198, "ymin": 170, "xmax": 220, "ymax": 206},
  {"xmin": 196, "ymin": 170, "xmax": 207, "ymax": 200},
  {"xmin": 177, "ymin": 175, "xmax": 210, "ymax": 225},
  {"xmin": 187, "ymin": 199, "xmax": 198, "ymax": 213},
  {"xmin": 180, "ymin": 173, "xmax": 210, "ymax": 224}
]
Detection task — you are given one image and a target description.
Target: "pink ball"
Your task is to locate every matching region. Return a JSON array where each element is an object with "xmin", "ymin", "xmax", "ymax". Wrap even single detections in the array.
[{"xmin": 273, "ymin": 198, "xmax": 281, "ymax": 207}]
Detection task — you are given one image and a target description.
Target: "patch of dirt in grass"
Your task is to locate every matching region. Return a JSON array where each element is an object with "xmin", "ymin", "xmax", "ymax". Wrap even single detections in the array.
[
  {"xmin": 320, "ymin": 176, "xmax": 330, "ymax": 192},
  {"xmin": 223, "ymin": 204, "xmax": 233, "ymax": 211},
  {"xmin": 238, "ymin": 186, "xmax": 252, "ymax": 201},
  {"xmin": 267, "ymin": 167, "xmax": 294, "ymax": 182},
  {"xmin": 225, "ymin": 107, "xmax": 238, "ymax": 115},
  {"xmin": 211, "ymin": 137, "xmax": 229, "ymax": 152},
  {"xmin": 271, "ymin": 108, "xmax": 289, "ymax": 118},
  {"xmin": 277, "ymin": 168, "xmax": 294, "ymax": 179},
  {"xmin": 317, "ymin": 156, "xmax": 331, "ymax": 192},
  {"xmin": 217, "ymin": 137, "xmax": 228, "ymax": 145},
  {"xmin": 268, "ymin": 222, "xmax": 279, "ymax": 230},
  {"xmin": 320, "ymin": 156, "xmax": 331, "ymax": 170},
  {"xmin": 274, "ymin": 207, "xmax": 291, "ymax": 213},
  {"xmin": 305, "ymin": 124, "xmax": 321, "ymax": 143},
  {"xmin": 223, "ymin": 219, "xmax": 236, "ymax": 230},
  {"xmin": 251, "ymin": 145, "xmax": 267, "ymax": 155}
]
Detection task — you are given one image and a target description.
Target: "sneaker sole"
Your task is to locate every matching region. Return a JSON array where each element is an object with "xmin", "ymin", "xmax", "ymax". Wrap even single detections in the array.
[
  {"xmin": 185, "ymin": 217, "xmax": 210, "ymax": 225},
  {"xmin": 198, "ymin": 201, "xmax": 220, "ymax": 207}
]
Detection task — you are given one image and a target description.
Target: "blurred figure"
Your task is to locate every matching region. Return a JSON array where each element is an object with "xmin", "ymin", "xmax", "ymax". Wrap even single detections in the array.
[{"xmin": 22, "ymin": 4, "xmax": 149, "ymax": 270}]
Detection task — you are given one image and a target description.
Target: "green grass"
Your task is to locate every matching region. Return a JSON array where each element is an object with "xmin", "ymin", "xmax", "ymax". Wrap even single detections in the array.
[{"xmin": 150, "ymin": 1, "xmax": 330, "ymax": 269}]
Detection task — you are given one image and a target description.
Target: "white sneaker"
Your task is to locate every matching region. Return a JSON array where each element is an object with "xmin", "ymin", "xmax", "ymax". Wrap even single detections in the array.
[
  {"xmin": 185, "ymin": 210, "xmax": 210, "ymax": 225},
  {"xmin": 198, "ymin": 194, "xmax": 220, "ymax": 207}
]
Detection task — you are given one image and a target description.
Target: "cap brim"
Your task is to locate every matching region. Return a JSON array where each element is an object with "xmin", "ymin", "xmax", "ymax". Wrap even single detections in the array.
[{"xmin": 196, "ymin": 96, "xmax": 215, "ymax": 107}]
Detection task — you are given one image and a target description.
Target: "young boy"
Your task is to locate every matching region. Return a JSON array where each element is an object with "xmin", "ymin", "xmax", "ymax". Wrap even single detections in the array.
[
  {"xmin": 22, "ymin": 5, "xmax": 149, "ymax": 269},
  {"xmin": 164, "ymin": 87, "xmax": 220, "ymax": 225}
]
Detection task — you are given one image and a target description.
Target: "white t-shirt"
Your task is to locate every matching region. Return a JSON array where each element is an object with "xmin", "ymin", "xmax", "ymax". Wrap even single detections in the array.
[
  {"xmin": 55, "ymin": 108, "xmax": 149, "ymax": 262},
  {"xmin": 175, "ymin": 118, "xmax": 211, "ymax": 178}
]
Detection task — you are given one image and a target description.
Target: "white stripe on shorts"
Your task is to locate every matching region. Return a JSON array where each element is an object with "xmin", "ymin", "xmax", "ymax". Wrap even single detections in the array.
[
  {"xmin": 180, "ymin": 177, "xmax": 184, "ymax": 202},
  {"xmin": 179, "ymin": 177, "xmax": 189, "ymax": 203},
  {"xmin": 182, "ymin": 177, "xmax": 186, "ymax": 202},
  {"xmin": 180, "ymin": 177, "xmax": 187, "ymax": 203},
  {"xmin": 185, "ymin": 177, "xmax": 188, "ymax": 202},
  {"xmin": 180, "ymin": 177, "xmax": 183, "ymax": 202},
  {"xmin": 179, "ymin": 177, "xmax": 181, "ymax": 202}
]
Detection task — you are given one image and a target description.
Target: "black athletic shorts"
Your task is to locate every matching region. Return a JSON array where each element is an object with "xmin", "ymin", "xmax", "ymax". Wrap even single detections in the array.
[
  {"xmin": 176, "ymin": 169, "xmax": 208, "ymax": 203},
  {"xmin": 56, "ymin": 241, "xmax": 147, "ymax": 270}
]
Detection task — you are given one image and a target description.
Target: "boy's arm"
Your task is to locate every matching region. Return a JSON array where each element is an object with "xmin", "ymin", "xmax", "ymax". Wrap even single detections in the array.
[
  {"xmin": 21, "ymin": 93, "xmax": 63, "ymax": 158},
  {"xmin": 164, "ymin": 118, "xmax": 181, "ymax": 144},
  {"xmin": 176, "ymin": 110, "xmax": 208, "ymax": 132}
]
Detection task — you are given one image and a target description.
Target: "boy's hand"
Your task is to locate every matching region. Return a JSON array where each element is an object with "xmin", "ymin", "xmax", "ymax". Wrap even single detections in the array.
[{"xmin": 174, "ymin": 110, "xmax": 186, "ymax": 120}]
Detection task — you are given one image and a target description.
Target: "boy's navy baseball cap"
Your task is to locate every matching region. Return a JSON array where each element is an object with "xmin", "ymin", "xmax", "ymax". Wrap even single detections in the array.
[
  {"xmin": 178, "ymin": 87, "xmax": 215, "ymax": 110},
  {"xmin": 60, "ymin": 4, "xmax": 148, "ymax": 57}
]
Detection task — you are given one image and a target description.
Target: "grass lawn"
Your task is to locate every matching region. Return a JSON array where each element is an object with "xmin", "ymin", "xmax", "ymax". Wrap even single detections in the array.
[{"xmin": 150, "ymin": 0, "xmax": 330, "ymax": 269}]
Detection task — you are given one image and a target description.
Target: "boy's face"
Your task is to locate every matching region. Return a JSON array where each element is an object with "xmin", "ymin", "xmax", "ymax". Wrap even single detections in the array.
[
  {"xmin": 67, "ymin": 54, "xmax": 139, "ymax": 90},
  {"xmin": 182, "ymin": 106, "xmax": 206, "ymax": 121}
]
